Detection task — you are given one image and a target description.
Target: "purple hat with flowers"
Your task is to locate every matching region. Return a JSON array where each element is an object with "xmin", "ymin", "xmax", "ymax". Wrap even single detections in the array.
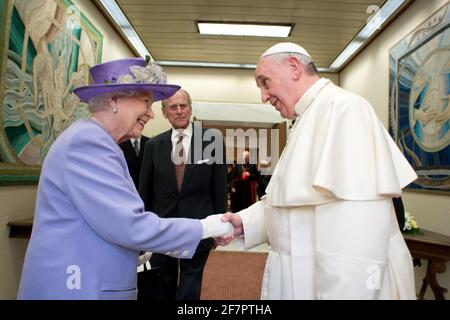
[{"xmin": 73, "ymin": 57, "xmax": 180, "ymax": 103}]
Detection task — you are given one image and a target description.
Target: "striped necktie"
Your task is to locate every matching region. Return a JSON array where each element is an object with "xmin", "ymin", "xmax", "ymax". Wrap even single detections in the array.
[
  {"xmin": 133, "ymin": 139, "xmax": 140, "ymax": 156},
  {"xmin": 174, "ymin": 134, "xmax": 185, "ymax": 191}
]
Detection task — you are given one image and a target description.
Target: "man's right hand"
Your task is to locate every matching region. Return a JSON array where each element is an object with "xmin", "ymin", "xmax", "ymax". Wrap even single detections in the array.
[{"xmin": 214, "ymin": 212, "xmax": 243, "ymax": 247}]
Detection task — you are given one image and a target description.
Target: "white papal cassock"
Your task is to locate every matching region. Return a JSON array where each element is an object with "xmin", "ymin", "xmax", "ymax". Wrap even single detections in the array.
[{"xmin": 236, "ymin": 78, "xmax": 418, "ymax": 299}]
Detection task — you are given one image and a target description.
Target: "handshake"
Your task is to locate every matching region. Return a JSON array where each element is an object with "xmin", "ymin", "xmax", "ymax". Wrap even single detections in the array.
[
  {"xmin": 201, "ymin": 213, "xmax": 244, "ymax": 246},
  {"xmin": 138, "ymin": 213, "xmax": 243, "ymax": 266},
  {"xmin": 200, "ymin": 213, "xmax": 234, "ymax": 239}
]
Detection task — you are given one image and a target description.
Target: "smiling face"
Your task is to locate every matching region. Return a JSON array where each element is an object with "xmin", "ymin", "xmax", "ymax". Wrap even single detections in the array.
[
  {"xmin": 255, "ymin": 55, "xmax": 299, "ymax": 119},
  {"xmin": 162, "ymin": 89, "xmax": 192, "ymax": 129},
  {"xmin": 113, "ymin": 93, "xmax": 154, "ymax": 141}
]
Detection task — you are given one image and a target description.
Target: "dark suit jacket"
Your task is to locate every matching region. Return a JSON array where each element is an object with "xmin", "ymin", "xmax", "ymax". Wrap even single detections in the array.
[
  {"xmin": 139, "ymin": 124, "xmax": 227, "ymax": 252},
  {"xmin": 119, "ymin": 136, "xmax": 149, "ymax": 189},
  {"xmin": 393, "ymin": 196, "xmax": 405, "ymax": 231}
]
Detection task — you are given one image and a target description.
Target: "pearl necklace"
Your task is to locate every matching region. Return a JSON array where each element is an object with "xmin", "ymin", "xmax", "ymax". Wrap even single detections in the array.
[{"xmin": 90, "ymin": 116, "xmax": 116, "ymax": 142}]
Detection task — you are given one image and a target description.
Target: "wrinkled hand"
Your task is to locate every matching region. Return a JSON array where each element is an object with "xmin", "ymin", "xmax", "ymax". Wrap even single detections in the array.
[{"xmin": 214, "ymin": 212, "xmax": 243, "ymax": 247}]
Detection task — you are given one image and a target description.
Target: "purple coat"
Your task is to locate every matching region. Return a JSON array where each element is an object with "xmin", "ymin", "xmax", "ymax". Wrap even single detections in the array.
[{"xmin": 18, "ymin": 120, "xmax": 202, "ymax": 299}]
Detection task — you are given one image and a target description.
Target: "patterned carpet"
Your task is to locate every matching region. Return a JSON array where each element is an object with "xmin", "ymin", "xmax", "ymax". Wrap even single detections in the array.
[{"xmin": 201, "ymin": 251, "xmax": 268, "ymax": 300}]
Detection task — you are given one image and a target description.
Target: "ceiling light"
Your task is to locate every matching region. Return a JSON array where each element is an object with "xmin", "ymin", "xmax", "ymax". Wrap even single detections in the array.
[
  {"xmin": 329, "ymin": 0, "xmax": 406, "ymax": 70},
  {"xmin": 98, "ymin": 0, "xmax": 151, "ymax": 59},
  {"xmin": 158, "ymin": 60, "xmax": 257, "ymax": 69},
  {"xmin": 197, "ymin": 22, "xmax": 292, "ymax": 38},
  {"xmin": 157, "ymin": 60, "xmax": 332, "ymax": 72}
]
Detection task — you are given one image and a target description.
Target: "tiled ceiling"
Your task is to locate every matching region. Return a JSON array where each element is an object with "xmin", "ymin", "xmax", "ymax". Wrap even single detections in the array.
[{"xmin": 106, "ymin": 0, "xmax": 410, "ymax": 69}]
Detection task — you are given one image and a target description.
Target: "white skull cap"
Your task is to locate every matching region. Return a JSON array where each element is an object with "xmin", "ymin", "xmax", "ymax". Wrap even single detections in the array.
[{"xmin": 261, "ymin": 42, "xmax": 311, "ymax": 58}]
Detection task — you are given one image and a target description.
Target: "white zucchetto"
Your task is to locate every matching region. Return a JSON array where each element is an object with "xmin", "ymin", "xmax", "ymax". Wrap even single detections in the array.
[{"xmin": 261, "ymin": 42, "xmax": 311, "ymax": 58}]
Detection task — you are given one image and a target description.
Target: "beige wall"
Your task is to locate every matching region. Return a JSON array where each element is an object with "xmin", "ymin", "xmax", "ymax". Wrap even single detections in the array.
[
  {"xmin": 0, "ymin": 0, "xmax": 133, "ymax": 299},
  {"xmin": 340, "ymin": 0, "xmax": 450, "ymax": 298},
  {"xmin": 0, "ymin": 186, "xmax": 36, "ymax": 299}
]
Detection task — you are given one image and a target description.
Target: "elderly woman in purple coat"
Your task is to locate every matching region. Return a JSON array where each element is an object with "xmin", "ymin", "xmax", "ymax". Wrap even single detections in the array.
[{"xmin": 18, "ymin": 58, "xmax": 231, "ymax": 299}]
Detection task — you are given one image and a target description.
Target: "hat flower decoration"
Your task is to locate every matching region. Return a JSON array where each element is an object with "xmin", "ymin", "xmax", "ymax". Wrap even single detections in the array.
[{"xmin": 113, "ymin": 60, "xmax": 167, "ymax": 85}]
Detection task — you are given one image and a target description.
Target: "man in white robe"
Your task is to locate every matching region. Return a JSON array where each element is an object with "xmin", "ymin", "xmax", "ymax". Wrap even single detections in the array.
[{"xmin": 218, "ymin": 42, "xmax": 418, "ymax": 300}]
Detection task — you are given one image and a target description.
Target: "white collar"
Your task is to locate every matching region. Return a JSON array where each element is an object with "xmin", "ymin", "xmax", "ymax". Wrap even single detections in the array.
[
  {"xmin": 294, "ymin": 78, "xmax": 331, "ymax": 119},
  {"xmin": 171, "ymin": 122, "xmax": 192, "ymax": 140},
  {"xmin": 130, "ymin": 137, "xmax": 140, "ymax": 144}
]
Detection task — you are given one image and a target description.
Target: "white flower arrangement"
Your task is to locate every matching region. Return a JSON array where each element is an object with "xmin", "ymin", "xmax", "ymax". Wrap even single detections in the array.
[{"xmin": 403, "ymin": 212, "xmax": 423, "ymax": 235}]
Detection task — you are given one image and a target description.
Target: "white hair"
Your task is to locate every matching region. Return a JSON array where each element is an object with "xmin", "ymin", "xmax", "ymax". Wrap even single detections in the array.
[
  {"xmin": 269, "ymin": 52, "xmax": 309, "ymax": 64},
  {"xmin": 88, "ymin": 90, "xmax": 151, "ymax": 113},
  {"xmin": 267, "ymin": 52, "xmax": 318, "ymax": 75}
]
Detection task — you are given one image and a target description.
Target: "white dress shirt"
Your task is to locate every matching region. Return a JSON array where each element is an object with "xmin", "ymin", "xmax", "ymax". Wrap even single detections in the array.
[
  {"xmin": 171, "ymin": 123, "xmax": 192, "ymax": 161},
  {"xmin": 130, "ymin": 137, "xmax": 141, "ymax": 155}
]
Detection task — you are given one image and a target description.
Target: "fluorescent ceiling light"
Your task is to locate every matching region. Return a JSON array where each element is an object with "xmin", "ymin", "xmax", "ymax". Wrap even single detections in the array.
[
  {"xmin": 157, "ymin": 60, "xmax": 333, "ymax": 72},
  {"xmin": 158, "ymin": 60, "xmax": 257, "ymax": 69},
  {"xmin": 329, "ymin": 0, "xmax": 406, "ymax": 70},
  {"xmin": 98, "ymin": 0, "xmax": 151, "ymax": 59},
  {"xmin": 197, "ymin": 22, "xmax": 291, "ymax": 37}
]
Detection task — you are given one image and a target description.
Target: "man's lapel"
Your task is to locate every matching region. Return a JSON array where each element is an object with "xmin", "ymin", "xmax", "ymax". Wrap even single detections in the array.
[{"xmin": 138, "ymin": 136, "xmax": 150, "ymax": 161}]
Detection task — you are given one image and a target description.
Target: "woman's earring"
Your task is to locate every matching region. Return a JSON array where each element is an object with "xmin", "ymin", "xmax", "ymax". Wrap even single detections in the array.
[{"xmin": 111, "ymin": 96, "xmax": 118, "ymax": 113}]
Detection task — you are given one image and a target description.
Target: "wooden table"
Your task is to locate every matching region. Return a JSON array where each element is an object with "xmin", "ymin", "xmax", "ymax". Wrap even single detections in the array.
[
  {"xmin": 403, "ymin": 229, "xmax": 450, "ymax": 300},
  {"xmin": 7, "ymin": 217, "xmax": 33, "ymax": 238},
  {"xmin": 7, "ymin": 218, "xmax": 450, "ymax": 299}
]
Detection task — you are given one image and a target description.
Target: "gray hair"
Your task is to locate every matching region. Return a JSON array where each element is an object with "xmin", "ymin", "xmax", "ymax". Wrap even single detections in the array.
[
  {"xmin": 161, "ymin": 88, "xmax": 192, "ymax": 109},
  {"xmin": 268, "ymin": 52, "xmax": 318, "ymax": 75},
  {"xmin": 88, "ymin": 90, "xmax": 151, "ymax": 113}
]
